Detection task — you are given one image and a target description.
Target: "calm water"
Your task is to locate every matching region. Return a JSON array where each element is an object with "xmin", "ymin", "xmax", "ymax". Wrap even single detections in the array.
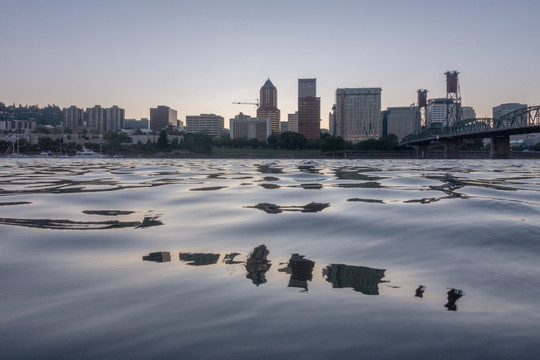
[{"xmin": 1, "ymin": 158, "xmax": 539, "ymax": 359}]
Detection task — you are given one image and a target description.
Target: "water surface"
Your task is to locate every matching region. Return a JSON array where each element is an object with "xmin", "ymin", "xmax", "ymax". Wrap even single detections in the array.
[{"xmin": 1, "ymin": 158, "xmax": 539, "ymax": 359}]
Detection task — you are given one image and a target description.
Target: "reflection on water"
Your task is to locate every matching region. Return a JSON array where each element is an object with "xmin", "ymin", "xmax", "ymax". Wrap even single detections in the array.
[
  {"xmin": 282, "ymin": 253, "xmax": 315, "ymax": 291},
  {"xmin": 444, "ymin": 288, "xmax": 465, "ymax": 311},
  {"xmin": 415, "ymin": 285, "xmax": 426, "ymax": 298},
  {"xmin": 323, "ymin": 264, "xmax": 387, "ymax": 295},
  {"xmin": 245, "ymin": 245, "xmax": 272, "ymax": 286},
  {"xmin": 180, "ymin": 253, "xmax": 220, "ymax": 266},
  {"xmin": 143, "ymin": 251, "xmax": 171, "ymax": 263},
  {"xmin": 245, "ymin": 202, "xmax": 330, "ymax": 214},
  {"xmin": 1, "ymin": 159, "xmax": 539, "ymax": 359}
]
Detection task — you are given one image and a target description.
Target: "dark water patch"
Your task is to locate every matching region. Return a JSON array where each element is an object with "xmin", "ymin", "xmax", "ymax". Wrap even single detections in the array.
[
  {"xmin": 259, "ymin": 183, "xmax": 280, "ymax": 189},
  {"xmin": 245, "ymin": 202, "xmax": 330, "ymax": 214},
  {"xmin": 298, "ymin": 165, "xmax": 321, "ymax": 174},
  {"xmin": 335, "ymin": 168, "xmax": 382, "ymax": 180},
  {"xmin": 0, "ymin": 201, "xmax": 32, "ymax": 206},
  {"xmin": 333, "ymin": 182, "xmax": 380, "ymax": 188},
  {"xmin": 262, "ymin": 176, "xmax": 280, "ymax": 181},
  {"xmin": 207, "ymin": 173, "xmax": 226, "ymax": 179},
  {"xmin": 83, "ymin": 210, "xmax": 136, "ymax": 216},
  {"xmin": 180, "ymin": 252, "xmax": 220, "ymax": 266},
  {"xmin": 0, "ymin": 217, "xmax": 140, "ymax": 230},
  {"xmin": 189, "ymin": 186, "xmax": 228, "ymax": 191},
  {"xmin": 257, "ymin": 164, "xmax": 283, "ymax": 174},
  {"xmin": 295, "ymin": 183, "xmax": 323, "ymax": 190},
  {"xmin": 347, "ymin": 198, "xmax": 385, "ymax": 204}
]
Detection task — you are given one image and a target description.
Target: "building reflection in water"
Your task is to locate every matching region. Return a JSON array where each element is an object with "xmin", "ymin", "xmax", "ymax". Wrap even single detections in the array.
[
  {"xmin": 323, "ymin": 264, "xmax": 387, "ymax": 295},
  {"xmin": 245, "ymin": 245, "xmax": 271, "ymax": 286},
  {"xmin": 285, "ymin": 254, "xmax": 315, "ymax": 291},
  {"xmin": 415, "ymin": 285, "xmax": 426, "ymax": 298},
  {"xmin": 179, "ymin": 253, "xmax": 220, "ymax": 266},
  {"xmin": 223, "ymin": 252, "xmax": 244, "ymax": 264},
  {"xmin": 444, "ymin": 288, "xmax": 464, "ymax": 311},
  {"xmin": 142, "ymin": 251, "xmax": 171, "ymax": 263}
]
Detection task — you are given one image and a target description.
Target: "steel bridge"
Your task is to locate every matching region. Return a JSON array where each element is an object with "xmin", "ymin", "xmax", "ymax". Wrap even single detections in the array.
[{"xmin": 401, "ymin": 106, "xmax": 540, "ymax": 158}]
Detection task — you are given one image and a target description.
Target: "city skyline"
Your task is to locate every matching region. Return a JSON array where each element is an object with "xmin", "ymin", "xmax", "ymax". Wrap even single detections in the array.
[{"xmin": 1, "ymin": 1, "xmax": 539, "ymax": 130}]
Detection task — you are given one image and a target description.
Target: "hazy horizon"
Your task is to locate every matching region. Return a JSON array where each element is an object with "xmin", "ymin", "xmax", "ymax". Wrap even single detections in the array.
[{"xmin": 1, "ymin": 0, "xmax": 539, "ymax": 129}]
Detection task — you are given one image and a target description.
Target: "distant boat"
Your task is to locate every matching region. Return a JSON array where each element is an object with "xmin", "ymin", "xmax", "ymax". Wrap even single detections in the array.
[{"xmin": 74, "ymin": 146, "xmax": 107, "ymax": 158}]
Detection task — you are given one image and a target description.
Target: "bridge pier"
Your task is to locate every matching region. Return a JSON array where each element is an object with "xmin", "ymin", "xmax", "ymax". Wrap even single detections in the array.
[
  {"xmin": 490, "ymin": 135, "xmax": 510, "ymax": 159},
  {"xmin": 442, "ymin": 139, "xmax": 460, "ymax": 159},
  {"xmin": 414, "ymin": 144, "xmax": 429, "ymax": 159}
]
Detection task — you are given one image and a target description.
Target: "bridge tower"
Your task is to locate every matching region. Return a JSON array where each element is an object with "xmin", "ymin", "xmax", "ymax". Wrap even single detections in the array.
[
  {"xmin": 417, "ymin": 89, "xmax": 428, "ymax": 132},
  {"xmin": 445, "ymin": 71, "xmax": 461, "ymax": 126}
]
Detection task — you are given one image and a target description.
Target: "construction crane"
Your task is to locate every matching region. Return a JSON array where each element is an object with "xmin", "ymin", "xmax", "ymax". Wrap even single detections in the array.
[{"xmin": 232, "ymin": 100, "xmax": 259, "ymax": 108}]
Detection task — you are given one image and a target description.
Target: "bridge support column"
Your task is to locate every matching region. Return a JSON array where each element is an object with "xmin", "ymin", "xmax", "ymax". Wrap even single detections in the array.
[
  {"xmin": 414, "ymin": 144, "xmax": 429, "ymax": 159},
  {"xmin": 490, "ymin": 135, "xmax": 510, "ymax": 159},
  {"xmin": 442, "ymin": 139, "xmax": 460, "ymax": 159}
]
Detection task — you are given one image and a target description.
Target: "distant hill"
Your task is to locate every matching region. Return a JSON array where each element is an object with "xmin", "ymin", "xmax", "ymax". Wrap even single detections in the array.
[{"xmin": 0, "ymin": 102, "xmax": 63, "ymax": 126}]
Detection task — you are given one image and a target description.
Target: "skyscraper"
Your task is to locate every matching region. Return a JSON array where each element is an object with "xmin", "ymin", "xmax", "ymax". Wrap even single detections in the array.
[
  {"xmin": 298, "ymin": 78, "xmax": 320, "ymax": 140},
  {"xmin": 256, "ymin": 79, "xmax": 280, "ymax": 134},
  {"xmin": 335, "ymin": 88, "xmax": 382, "ymax": 143},
  {"xmin": 63, "ymin": 106, "xmax": 85, "ymax": 129},
  {"xmin": 150, "ymin": 106, "xmax": 177, "ymax": 132}
]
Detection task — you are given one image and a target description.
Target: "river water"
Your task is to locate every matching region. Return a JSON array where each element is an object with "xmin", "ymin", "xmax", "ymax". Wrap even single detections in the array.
[{"xmin": 1, "ymin": 158, "xmax": 539, "ymax": 359}]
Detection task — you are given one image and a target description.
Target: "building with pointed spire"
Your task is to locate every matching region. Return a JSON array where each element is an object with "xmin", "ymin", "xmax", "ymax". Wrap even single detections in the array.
[{"xmin": 256, "ymin": 79, "xmax": 281, "ymax": 134}]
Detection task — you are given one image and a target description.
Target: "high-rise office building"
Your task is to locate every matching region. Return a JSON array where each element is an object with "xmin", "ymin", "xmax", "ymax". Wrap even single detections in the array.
[
  {"xmin": 426, "ymin": 98, "xmax": 452, "ymax": 126},
  {"xmin": 229, "ymin": 112, "xmax": 272, "ymax": 142},
  {"xmin": 150, "ymin": 106, "xmax": 177, "ymax": 132},
  {"xmin": 63, "ymin": 106, "xmax": 85, "ymax": 129},
  {"xmin": 383, "ymin": 106, "xmax": 419, "ymax": 143},
  {"xmin": 256, "ymin": 79, "xmax": 281, "ymax": 134},
  {"xmin": 298, "ymin": 78, "xmax": 320, "ymax": 140},
  {"xmin": 86, "ymin": 105, "xmax": 104, "ymax": 132},
  {"xmin": 335, "ymin": 88, "xmax": 382, "ymax": 142},
  {"xmin": 492, "ymin": 103, "xmax": 527, "ymax": 119},
  {"xmin": 103, "ymin": 105, "xmax": 125, "ymax": 132},
  {"xmin": 185, "ymin": 114, "xmax": 224, "ymax": 137},
  {"xmin": 461, "ymin": 106, "xmax": 476, "ymax": 120},
  {"xmin": 298, "ymin": 78, "xmax": 316, "ymax": 98},
  {"xmin": 288, "ymin": 112, "xmax": 298, "ymax": 132}
]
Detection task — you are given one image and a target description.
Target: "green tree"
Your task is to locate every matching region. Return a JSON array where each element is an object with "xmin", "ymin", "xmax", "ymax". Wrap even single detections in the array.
[{"xmin": 157, "ymin": 129, "xmax": 169, "ymax": 151}]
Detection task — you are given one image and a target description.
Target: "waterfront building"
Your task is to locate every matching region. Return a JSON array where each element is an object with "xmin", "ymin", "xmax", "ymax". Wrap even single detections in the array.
[
  {"xmin": 280, "ymin": 121, "xmax": 288, "ymax": 133},
  {"xmin": 492, "ymin": 103, "xmax": 527, "ymax": 119},
  {"xmin": 63, "ymin": 106, "xmax": 85, "ymax": 129},
  {"xmin": 383, "ymin": 106, "xmax": 419, "ymax": 143},
  {"xmin": 461, "ymin": 106, "xmax": 476, "ymax": 120},
  {"xmin": 86, "ymin": 105, "xmax": 104, "ymax": 132},
  {"xmin": 334, "ymin": 88, "xmax": 382, "ymax": 143},
  {"xmin": 150, "ymin": 106, "xmax": 177, "ymax": 132},
  {"xmin": 426, "ymin": 98, "xmax": 452, "ymax": 126},
  {"xmin": 185, "ymin": 113, "xmax": 224, "ymax": 137},
  {"xmin": 256, "ymin": 79, "xmax": 281, "ymax": 134},
  {"xmin": 124, "ymin": 118, "xmax": 149, "ymax": 130},
  {"xmin": 103, "ymin": 105, "xmax": 125, "ymax": 132},
  {"xmin": 493, "ymin": 103, "xmax": 529, "ymax": 145},
  {"xmin": 288, "ymin": 112, "xmax": 298, "ymax": 132},
  {"xmin": 298, "ymin": 78, "xmax": 320, "ymax": 140},
  {"xmin": 229, "ymin": 112, "xmax": 272, "ymax": 142}
]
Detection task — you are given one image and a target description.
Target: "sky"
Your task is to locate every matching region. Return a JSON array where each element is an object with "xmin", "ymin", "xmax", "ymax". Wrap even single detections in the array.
[{"xmin": 1, "ymin": 0, "xmax": 539, "ymax": 129}]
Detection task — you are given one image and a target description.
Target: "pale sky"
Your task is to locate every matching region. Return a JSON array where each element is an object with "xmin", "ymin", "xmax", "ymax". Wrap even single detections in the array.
[{"xmin": 1, "ymin": 0, "xmax": 539, "ymax": 129}]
